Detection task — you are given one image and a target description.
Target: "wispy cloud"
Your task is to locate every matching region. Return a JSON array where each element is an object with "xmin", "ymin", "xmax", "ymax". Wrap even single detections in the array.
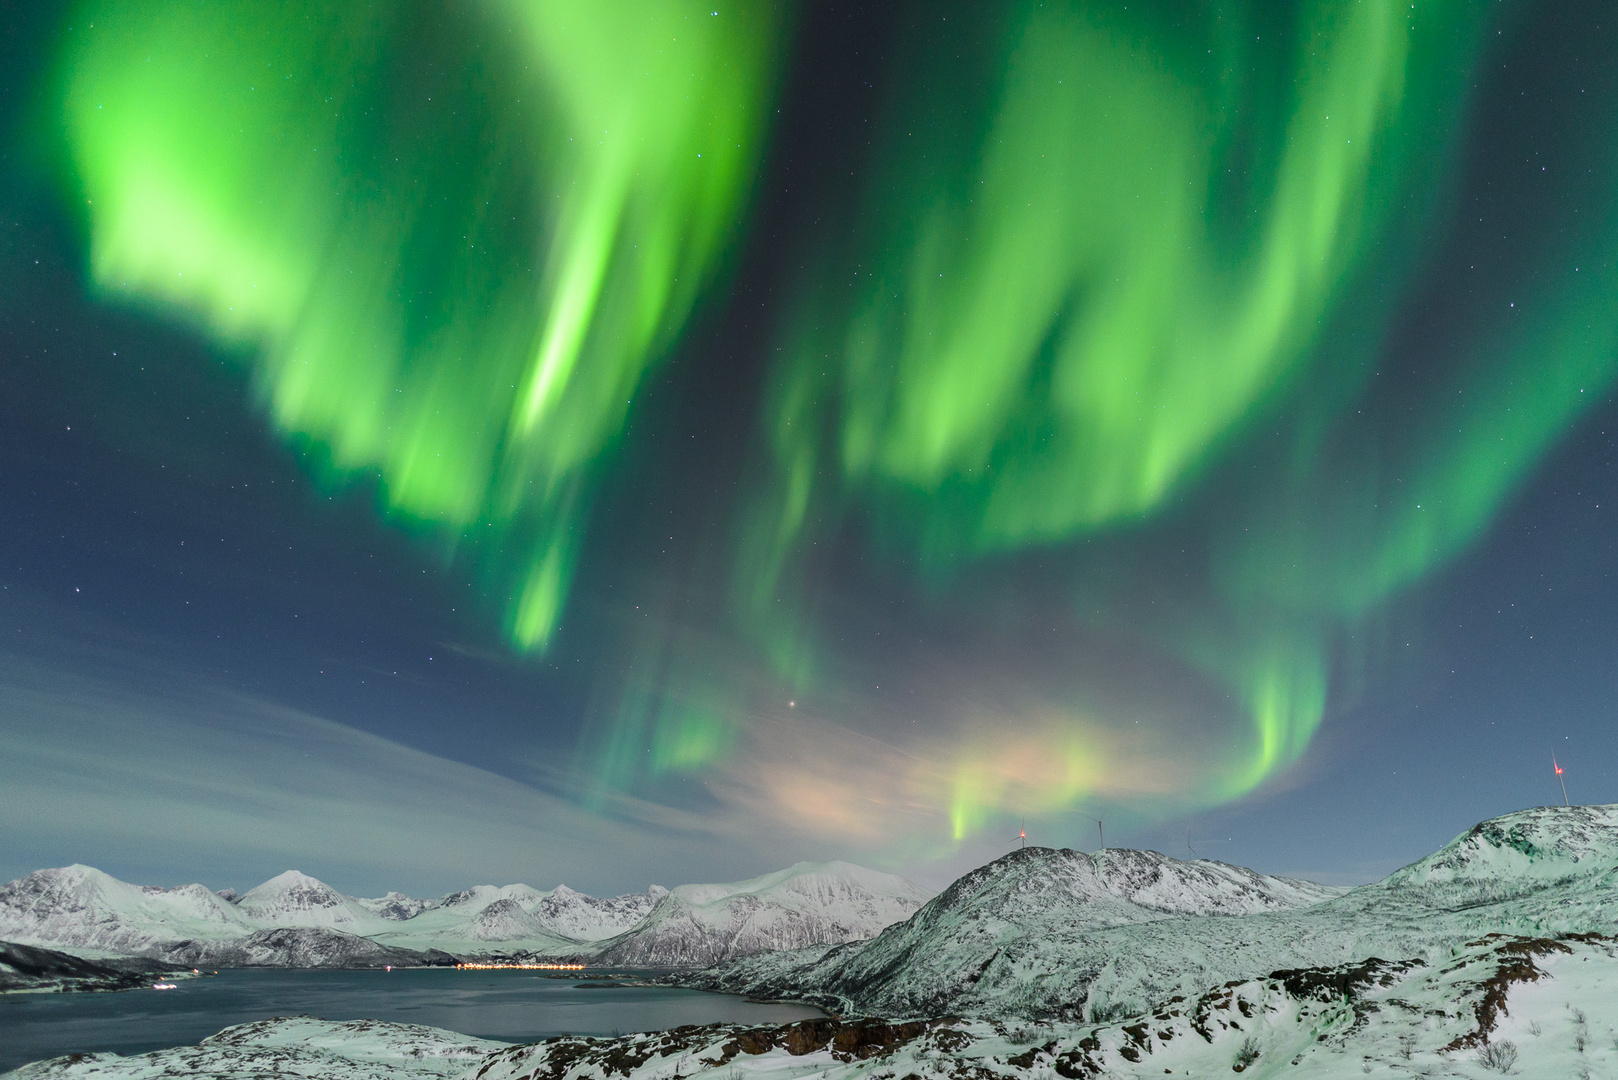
[{"xmin": 0, "ymin": 649, "xmax": 784, "ymax": 896}]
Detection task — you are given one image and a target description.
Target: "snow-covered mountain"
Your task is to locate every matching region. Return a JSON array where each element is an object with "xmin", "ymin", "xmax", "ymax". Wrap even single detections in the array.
[
  {"xmin": 531, "ymin": 884, "xmax": 667, "ymax": 941},
  {"xmin": 354, "ymin": 892, "xmax": 433, "ymax": 921},
  {"xmin": 0, "ymin": 866, "xmax": 582, "ymax": 962},
  {"xmin": 361, "ymin": 885, "xmax": 583, "ymax": 955},
  {"xmin": 592, "ymin": 861, "xmax": 931, "ymax": 967},
  {"xmin": 686, "ymin": 804, "xmax": 1618, "ymax": 1020},
  {"xmin": 0, "ymin": 864, "xmax": 257, "ymax": 954},
  {"xmin": 0, "ymin": 861, "xmax": 924, "ymax": 968},
  {"xmin": 235, "ymin": 871, "xmax": 391, "ymax": 933},
  {"xmin": 430, "ymin": 884, "xmax": 554, "ymax": 914}
]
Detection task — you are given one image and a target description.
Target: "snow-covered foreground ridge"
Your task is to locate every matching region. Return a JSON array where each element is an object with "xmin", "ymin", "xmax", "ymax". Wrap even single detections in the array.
[
  {"xmin": 0, "ymin": 860, "xmax": 928, "ymax": 969},
  {"xmin": 12, "ymin": 931, "xmax": 1618, "ymax": 1080},
  {"xmin": 5, "ymin": 1017, "xmax": 505, "ymax": 1080},
  {"xmin": 686, "ymin": 804, "xmax": 1618, "ymax": 1019}
]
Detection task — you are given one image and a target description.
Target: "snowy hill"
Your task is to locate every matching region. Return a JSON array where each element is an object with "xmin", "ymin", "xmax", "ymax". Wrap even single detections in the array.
[
  {"xmin": 6, "ymin": 1015, "xmax": 508, "ymax": 1079},
  {"xmin": 22, "ymin": 931, "xmax": 1618, "ymax": 1080},
  {"xmin": 1381, "ymin": 802, "xmax": 1618, "ymax": 893},
  {"xmin": 685, "ymin": 845, "xmax": 1342, "ymax": 1014},
  {"xmin": 591, "ymin": 861, "xmax": 931, "ymax": 967},
  {"xmin": 0, "ymin": 864, "xmax": 256, "ymax": 953},
  {"xmin": 685, "ymin": 804, "xmax": 1618, "ymax": 1020},
  {"xmin": 469, "ymin": 932, "xmax": 1618, "ymax": 1080}
]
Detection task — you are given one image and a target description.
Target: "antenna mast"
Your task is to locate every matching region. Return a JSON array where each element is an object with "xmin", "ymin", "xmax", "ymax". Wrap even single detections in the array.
[{"xmin": 1091, "ymin": 816, "xmax": 1105, "ymax": 851}]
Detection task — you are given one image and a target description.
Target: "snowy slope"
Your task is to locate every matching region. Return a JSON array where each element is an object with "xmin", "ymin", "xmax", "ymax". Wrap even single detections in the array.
[
  {"xmin": 468, "ymin": 932, "xmax": 1618, "ymax": 1080},
  {"xmin": 236, "ymin": 871, "xmax": 391, "ymax": 933},
  {"xmin": 21, "ymin": 931, "xmax": 1616, "ymax": 1080},
  {"xmin": 430, "ymin": 884, "xmax": 553, "ymax": 913},
  {"xmin": 5, "ymin": 1016, "xmax": 506, "ymax": 1080},
  {"xmin": 592, "ymin": 862, "xmax": 931, "ymax": 967},
  {"xmin": 688, "ymin": 804, "xmax": 1618, "ymax": 1020},
  {"xmin": 355, "ymin": 892, "xmax": 433, "ymax": 921},
  {"xmin": 1087, "ymin": 846, "xmax": 1340, "ymax": 913},
  {"xmin": 531, "ymin": 884, "xmax": 667, "ymax": 941},
  {"xmin": 1383, "ymin": 802, "xmax": 1618, "ymax": 892},
  {"xmin": 0, "ymin": 865, "xmax": 256, "ymax": 953},
  {"xmin": 365, "ymin": 886, "xmax": 585, "ymax": 954}
]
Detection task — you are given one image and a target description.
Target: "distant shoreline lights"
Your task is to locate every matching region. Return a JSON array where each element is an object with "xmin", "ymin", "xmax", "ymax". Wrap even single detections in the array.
[{"xmin": 455, "ymin": 962, "xmax": 587, "ymax": 971}]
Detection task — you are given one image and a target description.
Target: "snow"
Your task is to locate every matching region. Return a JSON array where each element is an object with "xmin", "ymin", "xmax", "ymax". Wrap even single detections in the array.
[
  {"xmin": 592, "ymin": 861, "xmax": 932, "ymax": 967},
  {"xmin": 364, "ymin": 887, "xmax": 585, "ymax": 955},
  {"xmin": 428, "ymin": 884, "xmax": 554, "ymax": 913},
  {"xmin": 0, "ymin": 866, "xmax": 256, "ymax": 954},
  {"xmin": 235, "ymin": 871, "xmax": 390, "ymax": 933},
  {"xmin": 685, "ymin": 804, "xmax": 1618, "ymax": 1021},
  {"xmin": 1, "ymin": 862, "xmax": 924, "ymax": 969},
  {"xmin": 11, "ymin": 805, "xmax": 1618, "ymax": 1078},
  {"xmin": 354, "ymin": 892, "xmax": 432, "ymax": 921},
  {"xmin": 458, "ymin": 933, "xmax": 1618, "ymax": 1080},
  {"xmin": 3, "ymin": 1016, "xmax": 506, "ymax": 1080},
  {"xmin": 529, "ymin": 884, "xmax": 668, "ymax": 942},
  {"xmin": 13, "ymin": 935, "xmax": 1618, "ymax": 1078}
]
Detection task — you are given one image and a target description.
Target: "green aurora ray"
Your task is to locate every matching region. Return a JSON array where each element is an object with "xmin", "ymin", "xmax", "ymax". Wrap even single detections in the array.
[
  {"xmin": 41, "ymin": 0, "xmax": 1618, "ymax": 848},
  {"xmin": 731, "ymin": 0, "xmax": 1618, "ymax": 839},
  {"xmin": 57, "ymin": 0, "xmax": 785, "ymax": 649}
]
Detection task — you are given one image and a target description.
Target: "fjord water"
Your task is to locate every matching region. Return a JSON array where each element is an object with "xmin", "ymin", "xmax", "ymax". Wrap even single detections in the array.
[{"xmin": 0, "ymin": 969, "xmax": 823, "ymax": 1072}]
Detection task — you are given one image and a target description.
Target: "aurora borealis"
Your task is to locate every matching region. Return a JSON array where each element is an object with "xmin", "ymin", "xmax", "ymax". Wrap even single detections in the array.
[
  {"xmin": 5, "ymin": 0, "xmax": 1618, "ymax": 889},
  {"xmin": 61, "ymin": 0, "xmax": 785, "ymax": 649}
]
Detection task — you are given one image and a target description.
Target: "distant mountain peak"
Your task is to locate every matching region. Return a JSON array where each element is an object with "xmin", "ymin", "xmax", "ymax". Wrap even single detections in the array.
[
  {"xmin": 592, "ymin": 860, "xmax": 930, "ymax": 968},
  {"xmin": 240, "ymin": 871, "xmax": 345, "ymax": 910}
]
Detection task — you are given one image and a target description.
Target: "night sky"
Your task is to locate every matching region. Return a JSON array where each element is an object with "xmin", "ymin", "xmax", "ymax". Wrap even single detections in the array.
[{"xmin": 4, "ymin": 0, "xmax": 1618, "ymax": 897}]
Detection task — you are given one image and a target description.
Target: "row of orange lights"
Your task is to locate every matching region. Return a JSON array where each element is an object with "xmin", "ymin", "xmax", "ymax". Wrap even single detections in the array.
[{"xmin": 455, "ymin": 962, "xmax": 587, "ymax": 970}]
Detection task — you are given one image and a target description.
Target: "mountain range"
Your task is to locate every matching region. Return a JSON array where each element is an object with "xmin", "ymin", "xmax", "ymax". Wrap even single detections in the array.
[
  {"xmin": 0, "ymin": 860, "xmax": 926, "ymax": 971},
  {"xmin": 681, "ymin": 803, "xmax": 1618, "ymax": 1020},
  {"xmin": 12, "ymin": 804, "xmax": 1618, "ymax": 1079},
  {"xmin": 16, "ymin": 801, "xmax": 1618, "ymax": 1080}
]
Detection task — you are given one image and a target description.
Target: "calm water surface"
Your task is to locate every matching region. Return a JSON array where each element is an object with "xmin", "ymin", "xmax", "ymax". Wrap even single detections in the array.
[{"xmin": 0, "ymin": 969, "xmax": 823, "ymax": 1072}]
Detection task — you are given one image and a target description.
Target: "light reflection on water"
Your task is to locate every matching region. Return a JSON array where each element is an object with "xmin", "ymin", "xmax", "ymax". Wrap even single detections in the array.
[{"xmin": 0, "ymin": 968, "xmax": 824, "ymax": 1072}]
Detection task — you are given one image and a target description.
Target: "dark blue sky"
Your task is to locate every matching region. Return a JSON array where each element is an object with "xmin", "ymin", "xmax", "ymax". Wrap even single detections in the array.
[{"xmin": 3, "ymin": 0, "xmax": 1617, "ymax": 897}]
